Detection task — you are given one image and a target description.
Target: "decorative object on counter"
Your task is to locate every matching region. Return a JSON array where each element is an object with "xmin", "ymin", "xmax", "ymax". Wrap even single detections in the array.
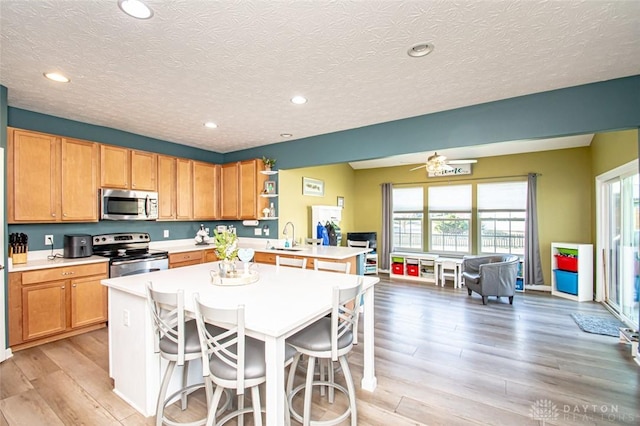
[
  {"xmin": 194, "ymin": 224, "xmax": 210, "ymax": 245},
  {"xmin": 269, "ymin": 202, "xmax": 276, "ymax": 217},
  {"xmin": 302, "ymin": 176, "xmax": 324, "ymax": 196},
  {"xmin": 213, "ymin": 229, "xmax": 239, "ymax": 278},
  {"xmin": 262, "ymin": 207, "xmax": 271, "ymax": 218},
  {"xmin": 337, "ymin": 196, "xmax": 345, "ymax": 208},
  {"xmin": 237, "ymin": 248, "xmax": 256, "ymax": 275},
  {"xmin": 9, "ymin": 232, "xmax": 28, "ymax": 264},
  {"xmin": 263, "ymin": 180, "xmax": 276, "ymax": 194},
  {"xmin": 210, "ymin": 267, "xmax": 260, "ymax": 286},
  {"xmin": 262, "ymin": 156, "xmax": 276, "ymax": 171}
]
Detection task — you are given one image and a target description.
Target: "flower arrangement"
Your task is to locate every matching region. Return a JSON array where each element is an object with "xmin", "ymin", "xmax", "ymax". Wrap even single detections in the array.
[
  {"xmin": 262, "ymin": 156, "xmax": 276, "ymax": 170},
  {"xmin": 213, "ymin": 229, "xmax": 239, "ymax": 261}
]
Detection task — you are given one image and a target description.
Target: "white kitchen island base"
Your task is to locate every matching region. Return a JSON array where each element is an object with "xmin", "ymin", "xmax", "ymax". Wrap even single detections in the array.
[{"xmin": 103, "ymin": 262, "xmax": 379, "ymax": 425}]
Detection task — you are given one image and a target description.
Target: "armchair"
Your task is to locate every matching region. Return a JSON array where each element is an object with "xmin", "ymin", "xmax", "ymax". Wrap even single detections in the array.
[{"xmin": 462, "ymin": 254, "xmax": 520, "ymax": 305}]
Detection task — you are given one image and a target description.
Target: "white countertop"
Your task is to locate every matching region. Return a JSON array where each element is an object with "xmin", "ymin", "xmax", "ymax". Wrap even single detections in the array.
[{"xmin": 8, "ymin": 238, "xmax": 370, "ymax": 272}]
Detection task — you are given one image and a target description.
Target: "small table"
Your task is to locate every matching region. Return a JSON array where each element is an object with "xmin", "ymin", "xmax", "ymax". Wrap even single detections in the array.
[
  {"xmin": 434, "ymin": 257, "xmax": 464, "ymax": 288},
  {"xmin": 102, "ymin": 262, "xmax": 379, "ymax": 426}
]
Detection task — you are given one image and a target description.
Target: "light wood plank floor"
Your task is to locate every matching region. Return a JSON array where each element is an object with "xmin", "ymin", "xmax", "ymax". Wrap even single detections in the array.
[{"xmin": 1, "ymin": 275, "xmax": 639, "ymax": 425}]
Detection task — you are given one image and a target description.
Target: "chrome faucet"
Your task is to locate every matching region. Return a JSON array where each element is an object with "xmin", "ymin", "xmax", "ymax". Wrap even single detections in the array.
[{"xmin": 283, "ymin": 221, "xmax": 296, "ymax": 246}]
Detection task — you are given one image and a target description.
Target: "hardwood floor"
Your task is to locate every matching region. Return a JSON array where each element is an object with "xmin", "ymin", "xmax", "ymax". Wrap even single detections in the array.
[{"xmin": 1, "ymin": 275, "xmax": 638, "ymax": 425}]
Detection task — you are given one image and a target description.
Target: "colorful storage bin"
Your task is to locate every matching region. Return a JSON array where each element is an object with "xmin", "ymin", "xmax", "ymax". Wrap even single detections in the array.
[
  {"xmin": 555, "ymin": 254, "xmax": 578, "ymax": 272},
  {"xmin": 407, "ymin": 264, "xmax": 419, "ymax": 276},
  {"xmin": 392, "ymin": 263, "xmax": 404, "ymax": 275},
  {"xmin": 554, "ymin": 269, "xmax": 578, "ymax": 295}
]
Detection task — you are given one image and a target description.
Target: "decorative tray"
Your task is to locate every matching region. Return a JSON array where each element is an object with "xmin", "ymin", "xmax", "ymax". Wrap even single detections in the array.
[{"xmin": 210, "ymin": 270, "xmax": 259, "ymax": 286}]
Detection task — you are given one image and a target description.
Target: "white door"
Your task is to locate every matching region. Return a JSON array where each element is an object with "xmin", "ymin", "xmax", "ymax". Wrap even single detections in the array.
[{"xmin": 0, "ymin": 147, "xmax": 7, "ymax": 362}]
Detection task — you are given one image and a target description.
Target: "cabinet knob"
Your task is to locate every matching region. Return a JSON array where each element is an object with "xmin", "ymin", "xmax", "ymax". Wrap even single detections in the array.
[
  {"xmin": 73, "ymin": 284, "xmax": 77, "ymax": 288},
  {"xmin": 51, "ymin": 213, "xmax": 56, "ymax": 217},
  {"xmin": 63, "ymin": 213, "xmax": 67, "ymax": 217},
  {"xmin": 61, "ymin": 286, "xmax": 65, "ymax": 289}
]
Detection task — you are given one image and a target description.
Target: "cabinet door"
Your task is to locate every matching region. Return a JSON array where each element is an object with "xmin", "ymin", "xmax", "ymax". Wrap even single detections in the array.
[
  {"xmin": 61, "ymin": 138, "xmax": 99, "ymax": 221},
  {"xmin": 204, "ymin": 249, "xmax": 218, "ymax": 263},
  {"xmin": 239, "ymin": 159, "xmax": 260, "ymax": 219},
  {"xmin": 101, "ymin": 145, "xmax": 130, "ymax": 189},
  {"xmin": 157, "ymin": 155, "xmax": 177, "ymax": 220},
  {"xmin": 176, "ymin": 158, "xmax": 193, "ymax": 219},
  {"xmin": 220, "ymin": 162, "xmax": 239, "ymax": 219},
  {"xmin": 8, "ymin": 128, "xmax": 60, "ymax": 222},
  {"xmin": 193, "ymin": 161, "xmax": 218, "ymax": 220},
  {"xmin": 131, "ymin": 150, "xmax": 157, "ymax": 191},
  {"xmin": 71, "ymin": 275, "xmax": 108, "ymax": 328},
  {"xmin": 22, "ymin": 281, "xmax": 67, "ymax": 341}
]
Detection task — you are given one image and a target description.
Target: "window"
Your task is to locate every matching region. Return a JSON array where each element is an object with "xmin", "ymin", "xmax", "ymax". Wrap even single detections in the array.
[
  {"xmin": 428, "ymin": 185, "xmax": 472, "ymax": 253},
  {"xmin": 477, "ymin": 182, "xmax": 527, "ymax": 255},
  {"xmin": 392, "ymin": 187, "xmax": 423, "ymax": 251}
]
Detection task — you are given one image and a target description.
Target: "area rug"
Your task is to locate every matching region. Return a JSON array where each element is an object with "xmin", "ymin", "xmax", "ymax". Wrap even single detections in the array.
[{"xmin": 570, "ymin": 313, "xmax": 625, "ymax": 337}]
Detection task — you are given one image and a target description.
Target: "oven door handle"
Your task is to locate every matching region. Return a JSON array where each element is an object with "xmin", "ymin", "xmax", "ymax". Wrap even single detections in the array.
[{"xmin": 111, "ymin": 257, "xmax": 166, "ymax": 266}]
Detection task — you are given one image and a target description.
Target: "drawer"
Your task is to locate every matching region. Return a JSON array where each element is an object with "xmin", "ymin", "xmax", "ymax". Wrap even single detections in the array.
[
  {"xmin": 169, "ymin": 251, "xmax": 203, "ymax": 264},
  {"xmin": 22, "ymin": 262, "xmax": 108, "ymax": 285},
  {"xmin": 254, "ymin": 252, "xmax": 277, "ymax": 265}
]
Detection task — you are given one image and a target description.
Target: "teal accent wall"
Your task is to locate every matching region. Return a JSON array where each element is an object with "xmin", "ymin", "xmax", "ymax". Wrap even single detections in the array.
[
  {"xmin": 227, "ymin": 75, "xmax": 640, "ymax": 169},
  {"xmin": 8, "ymin": 108, "xmax": 224, "ymax": 163}
]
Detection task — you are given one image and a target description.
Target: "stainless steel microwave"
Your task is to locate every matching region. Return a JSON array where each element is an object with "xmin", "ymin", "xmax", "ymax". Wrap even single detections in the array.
[{"xmin": 101, "ymin": 188, "xmax": 159, "ymax": 221}]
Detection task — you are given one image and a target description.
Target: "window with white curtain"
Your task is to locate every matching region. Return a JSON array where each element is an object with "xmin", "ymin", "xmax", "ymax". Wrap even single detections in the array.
[
  {"xmin": 392, "ymin": 187, "xmax": 423, "ymax": 251},
  {"xmin": 477, "ymin": 181, "xmax": 527, "ymax": 255},
  {"xmin": 428, "ymin": 184, "xmax": 472, "ymax": 253}
]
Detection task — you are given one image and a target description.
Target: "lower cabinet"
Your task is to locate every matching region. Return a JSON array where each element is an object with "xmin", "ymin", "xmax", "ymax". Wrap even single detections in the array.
[
  {"xmin": 9, "ymin": 262, "xmax": 109, "ymax": 350},
  {"xmin": 253, "ymin": 252, "xmax": 356, "ymax": 271},
  {"xmin": 169, "ymin": 250, "xmax": 204, "ymax": 268}
]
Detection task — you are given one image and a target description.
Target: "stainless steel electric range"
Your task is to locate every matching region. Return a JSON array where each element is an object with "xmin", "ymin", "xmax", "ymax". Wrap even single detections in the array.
[{"xmin": 92, "ymin": 232, "xmax": 169, "ymax": 278}]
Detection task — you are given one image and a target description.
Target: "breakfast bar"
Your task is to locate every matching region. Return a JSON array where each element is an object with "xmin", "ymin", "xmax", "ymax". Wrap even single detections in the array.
[{"xmin": 102, "ymin": 261, "xmax": 379, "ymax": 426}]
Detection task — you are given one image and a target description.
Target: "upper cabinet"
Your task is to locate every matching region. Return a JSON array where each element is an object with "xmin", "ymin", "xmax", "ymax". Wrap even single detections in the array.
[
  {"xmin": 220, "ymin": 159, "xmax": 267, "ymax": 220},
  {"xmin": 175, "ymin": 158, "xmax": 193, "ymax": 220},
  {"xmin": 8, "ymin": 128, "xmax": 99, "ymax": 223},
  {"xmin": 193, "ymin": 161, "xmax": 220, "ymax": 220},
  {"xmin": 100, "ymin": 145, "xmax": 157, "ymax": 191},
  {"xmin": 157, "ymin": 155, "xmax": 177, "ymax": 220}
]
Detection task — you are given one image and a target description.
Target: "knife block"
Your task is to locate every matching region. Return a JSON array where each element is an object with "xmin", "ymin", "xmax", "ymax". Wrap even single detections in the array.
[{"xmin": 9, "ymin": 247, "xmax": 27, "ymax": 264}]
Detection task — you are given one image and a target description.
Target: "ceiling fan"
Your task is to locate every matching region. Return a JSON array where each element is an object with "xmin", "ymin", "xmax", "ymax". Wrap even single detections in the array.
[{"xmin": 410, "ymin": 152, "xmax": 477, "ymax": 174}]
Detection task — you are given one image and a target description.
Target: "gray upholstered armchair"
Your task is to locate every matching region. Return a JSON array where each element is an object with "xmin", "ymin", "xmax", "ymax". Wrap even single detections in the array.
[{"xmin": 462, "ymin": 254, "xmax": 520, "ymax": 305}]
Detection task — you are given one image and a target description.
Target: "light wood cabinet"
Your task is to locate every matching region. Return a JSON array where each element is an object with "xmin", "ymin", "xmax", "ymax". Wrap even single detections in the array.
[
  {"xmin": 9, "ymin": 262, "xmax": 109, "ymax": 350},
  {"xmin": 193, "ymin": 161, "xmax": 219, "ymax": 220},
  {"xmin": 204, "ymin": 249, "xmax": 219, "ymax": 263},
  {"xmin": 220, "ymin": 162, "xmax": 239, "ymax": 219},
  {"xmin": 169, "ymin": 251, "xmax": 203, "ymax": 268},
  {"xmin": 252, "ymin": 252, "xmax": 356, "ymax": 271},
  {"xmin": 176, "ymin": 158, "xmax": 194, "ymax": 220},
  {"xmin": 101, "ymin": 145, "xmax": 157, "ymax": 190},
  {"xmin": 157, "ymin": 155, "xmax": 177, "ymax": 220},
  {"xmin": 8, "ymin": 128, "xmax": 99, "ymax": 223},
  {"xmin": 220, "ymin": 159, "xmax": 267, "ymax": 219}
]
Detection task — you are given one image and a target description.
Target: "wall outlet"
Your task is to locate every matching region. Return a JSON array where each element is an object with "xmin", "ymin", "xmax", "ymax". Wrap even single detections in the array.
[
  {"xmin": 264, "ymin": 228, "xmax": 269, "ymax": 236},
  {"xmin": 254, "ymin": 228, "xmax": 262, "ymax": 236},
  {"xmin": 123, "ymin": 309, "xmax": 130, "ymax": 327},
  {"xmin": 163, "ymin": 230, "xmax": 169, "ymax": 238},
  {"xmin": 45, "ymin": 235, "xmax": 54, "ymax": 246}
]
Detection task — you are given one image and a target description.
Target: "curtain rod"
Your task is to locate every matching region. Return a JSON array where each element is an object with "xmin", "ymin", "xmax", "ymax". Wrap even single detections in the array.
[{"xmin": 383, "ymin": 173, "xmax": 540, "ymax": 186}]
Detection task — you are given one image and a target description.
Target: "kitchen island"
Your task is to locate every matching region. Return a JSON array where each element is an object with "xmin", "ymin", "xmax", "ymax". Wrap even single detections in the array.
[{"xmin": 102, "ymin": 261, "xmax": 379, "ymax": 425}]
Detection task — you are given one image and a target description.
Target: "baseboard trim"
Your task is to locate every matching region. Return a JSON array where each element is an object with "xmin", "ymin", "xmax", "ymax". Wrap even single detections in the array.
[{"xmin": 525, "ymin": 284, "xmax": 552, "ymax": 292}]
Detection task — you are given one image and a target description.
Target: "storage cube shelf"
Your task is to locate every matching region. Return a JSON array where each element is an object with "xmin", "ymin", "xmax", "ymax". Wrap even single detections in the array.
[
  {"xmin": 551, "ymin": 242, "xmax": 593, "ymax": 302},
  {"xmin": 389, "ymin": 252, "xmax": 439, "ymax": 283}
]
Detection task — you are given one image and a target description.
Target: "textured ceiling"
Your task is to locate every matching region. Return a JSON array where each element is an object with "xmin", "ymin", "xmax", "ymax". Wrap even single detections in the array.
[{"xmin": 1, "ymin": 0, "xmax": 639, "ymax": 157}]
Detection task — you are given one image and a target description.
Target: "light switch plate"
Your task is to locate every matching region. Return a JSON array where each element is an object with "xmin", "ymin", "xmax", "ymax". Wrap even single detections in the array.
[
  {"xmin": 163, "ymin": 230, "xmax": 169, "ymax": 238},
  {"xmin": 264, "ymin": 228, "xmax": 270, "ymax": 236},
  {"xmin": 254, "ymin": 228, "xmax": 262, "ymax": 236}
]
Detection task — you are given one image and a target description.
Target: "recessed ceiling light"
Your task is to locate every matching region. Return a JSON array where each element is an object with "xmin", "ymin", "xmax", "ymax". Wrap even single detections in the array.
[
  {"xmin": 204, "ymin": 122, "xmax": 218, "ymax": 129},
  {"xmin": 290, "ymin": 95, "xmax": 308, "ymax": 105},
  {"xmin": 118, "ymin": 0, "xmax": 154, "ymax": 19},
  {"xmin": 280, "ymin": 133, "xmax": 293, "ymax": 138},
  {"xmin": 43, "ymin": 72, "xmax": 70, "ymax": 83},
  {"xmin": 407, "ymin": 42, "xmax": 434, "ymax": 58}
]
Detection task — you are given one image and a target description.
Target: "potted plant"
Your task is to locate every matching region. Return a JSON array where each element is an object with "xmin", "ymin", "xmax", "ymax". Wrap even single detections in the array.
[
  {"xmin": 213, "ymin": 229, "xmax": 239, "ymax": 276},
  {"xmin": 262, "ymin": 156, "xmax": 276, "ymax": 171}
]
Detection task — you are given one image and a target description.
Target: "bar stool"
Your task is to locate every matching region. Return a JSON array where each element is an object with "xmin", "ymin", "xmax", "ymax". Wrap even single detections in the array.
[
  {"xmin": 193, "ymin": 295, "xmax": 296, "ymax": 426},
  {"xmin": 286, "ymin": 279, "xmax": 364, "ymax": 426},
  {"xmin": 146, "ymin": 283, "xmax": 218, "ymax": 426},
  {"xmin": 276, "ymin": 255, "xmax": 307, "ymax": 268}
]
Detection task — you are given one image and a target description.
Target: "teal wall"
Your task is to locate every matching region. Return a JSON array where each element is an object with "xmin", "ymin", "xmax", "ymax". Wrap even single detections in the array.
[
  {"xmin": 228, "ymin": 75, "xmax": 640, "ymax": 168},
  {"xmin": 5, "ymin": 75, "xmax": 640, "ymax": 250}
]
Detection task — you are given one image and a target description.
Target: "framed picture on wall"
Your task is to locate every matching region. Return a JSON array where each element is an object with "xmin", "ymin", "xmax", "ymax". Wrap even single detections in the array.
[
  {"xmin": 302, "ymin": 177, "xmax": 324, "ymax": 196},
  {"xmin": 264, "ymin": 180, "xmax": 276, "ymax": 194}
]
